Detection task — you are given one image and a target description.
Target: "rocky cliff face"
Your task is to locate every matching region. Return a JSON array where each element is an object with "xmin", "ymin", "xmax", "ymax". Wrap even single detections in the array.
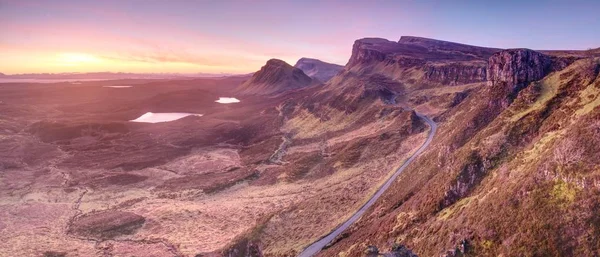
[
  {"xmin": 484, "ymin": 48, "xmax": 581, "ymax": 108},
  {"xmin": 487, "ymin": 48, "xmax": 553, "ymax": 92},
  {"xmin": 294, "ymin": 58, "xmax": 343, "ymax": 83},
  {"xmin": 237, "ymin": 59, "xmax": 313, "ymax": 95},
  {"xmin": 347, "ymin": 38, "xmax": 397, "ymax": 68},
  {"xmin": 346, "ymin": 37, "xmax": 500, "ymax": 88},
  {"xmin": 424, "ymin": 63, "xmax": 488, "ymax": 85}
]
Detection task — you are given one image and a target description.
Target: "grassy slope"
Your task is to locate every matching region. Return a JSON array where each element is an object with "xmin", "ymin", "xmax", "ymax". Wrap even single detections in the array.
[{"xmin": 318, "ymin": 58, "xmax": 600, "ymax": 257}]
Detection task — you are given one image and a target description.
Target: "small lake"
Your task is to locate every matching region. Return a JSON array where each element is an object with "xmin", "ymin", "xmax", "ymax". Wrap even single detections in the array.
[
  {"xmin": 215, "ymin": 97, "xmax": 240, "ymax": 104},
  {"xmin": 130, "ymin": 112, "xmax": 203, "ymax": 123}
]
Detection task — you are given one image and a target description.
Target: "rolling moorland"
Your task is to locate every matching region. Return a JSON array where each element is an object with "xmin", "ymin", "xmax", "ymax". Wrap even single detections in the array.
[{"xmin": 1, "ymin": 36, "xmax": 599, "ymax": 257}]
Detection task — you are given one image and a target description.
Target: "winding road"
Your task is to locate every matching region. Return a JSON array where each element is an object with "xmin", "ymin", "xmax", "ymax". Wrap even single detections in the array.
[{"xmin": 298, "ymin": 112, "xmax": 437, "ymax": 257}]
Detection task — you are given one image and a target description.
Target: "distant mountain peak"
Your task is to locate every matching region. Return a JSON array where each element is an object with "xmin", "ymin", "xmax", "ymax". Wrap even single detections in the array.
[
  {"xmin": 265, "ymin": 58, "xmax": 289, "ymax": 67},
  {"xmin": 237, "ymin": 59, "xmax": 314, "ymax": 95},
  {"xmin": 294, "ymin": 58, "xmax": 343, "ymax": 83}
]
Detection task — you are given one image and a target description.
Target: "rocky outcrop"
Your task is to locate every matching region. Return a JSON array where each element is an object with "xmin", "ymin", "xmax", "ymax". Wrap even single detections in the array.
[
  {"xmin": 441, "ymin": 152, "xmax": 487, "ymax": 209},
  {"xmin": 237, "ymin": 59, "xmax": 313, "ymax": 95},
  {"xmin": 487, "ymin": 48, "xmax": 552, "ymax": 94},
  {"xmin": 222, "ymin": 238, "xmax": 263, "ymax": 257},
  {"xmin": 68, "ymin": 210, "xmax": 145, "ymax": 240},
  {"xmin": 389, "ymin": 244, "xmax": 419, "ymax": 257},
  {"xmin": 423, "ymin": 63, "xmax": 487, "ymax": 85},
  {"xmin": 442, "ymin": 239, "xmax": 471, "ymax": 257},
  {"xmin": 347, "ymin": 38, "xmax": 397, "ymax": 68},
  {"xmin": 294, "ymin": 58, "xmax": 343, "ymax": 82}
]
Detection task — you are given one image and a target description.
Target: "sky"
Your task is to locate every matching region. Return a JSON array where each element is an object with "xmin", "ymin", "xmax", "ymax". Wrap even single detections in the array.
[{"xmin": 1, "ymin": 0, "xmax": 599, "ymax": 74}]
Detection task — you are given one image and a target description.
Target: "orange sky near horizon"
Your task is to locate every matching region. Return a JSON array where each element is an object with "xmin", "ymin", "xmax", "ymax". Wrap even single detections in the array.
[
  {"xmin": 0, "ymin": 50, "xmax": 268, "ymax": 74},
  {"xmin": 0, "ymin": 1, "xmax": 357, "ymax": 74},
  {"xmin": 0, "ymin": 21, "xmax": 316, "ymax": 75}
]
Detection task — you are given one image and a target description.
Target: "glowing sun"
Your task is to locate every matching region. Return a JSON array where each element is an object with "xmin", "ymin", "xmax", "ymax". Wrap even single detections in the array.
[{"xmin": 56, "ymin": 53, "xmax": 101, "ymax": 66}]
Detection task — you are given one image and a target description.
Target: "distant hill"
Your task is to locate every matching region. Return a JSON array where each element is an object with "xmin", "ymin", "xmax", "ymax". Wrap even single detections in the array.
[
  {"xmin": 237, "ymin": 59, "xmax": 314, "ymax": 95},
  {"xmin": 294, "ymin": 58, "xmax": 343, "ymax": 83}
]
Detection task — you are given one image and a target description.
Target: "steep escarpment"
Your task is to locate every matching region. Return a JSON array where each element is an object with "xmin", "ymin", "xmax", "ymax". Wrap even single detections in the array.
[
  {"xmin": 440, "ymin": 48, "xmax": 571, "ymax": 149},
  {"xmin": 423, "ymin": 63, "xmax": 487, "ymax": 86},
  {"xmin": 433, "ymin": 50, "xmax": 580, "ymax": 206},
  {"xmin": 346, "ymin": 36, "xmax": 501, "ymax": 88},
  {"xmin": 346, "ymin": 38, "xmax": 400, "ymax": 67},
  {"xmin": 487, "ymin": 49, "xmax": 552, "ymax": 95},
  {"xmin": 486, "ymin": 48, "xmax": 580, "ymax": 107},
  {"xmin": 294, "ymin": 58, "xmax": 343, "ymax": 82},
  {"xmin": 317, "ymin": 48, "xmax": 600, "ymax": 257},
  {"xmin": 238, "ymin": 59, "xmax": 314, "ymax": 95}
]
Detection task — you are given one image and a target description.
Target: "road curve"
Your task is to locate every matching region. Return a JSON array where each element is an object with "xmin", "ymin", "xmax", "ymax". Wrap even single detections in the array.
[{"xmin": 298, "ymin": 112, "xmax": 437, "ymax": 257}]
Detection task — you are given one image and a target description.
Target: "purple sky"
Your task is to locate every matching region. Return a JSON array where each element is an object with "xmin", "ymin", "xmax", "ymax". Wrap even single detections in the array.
[{"xmin": 1, "ymin": 0, "xmax": 599, "ymax": 74}]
